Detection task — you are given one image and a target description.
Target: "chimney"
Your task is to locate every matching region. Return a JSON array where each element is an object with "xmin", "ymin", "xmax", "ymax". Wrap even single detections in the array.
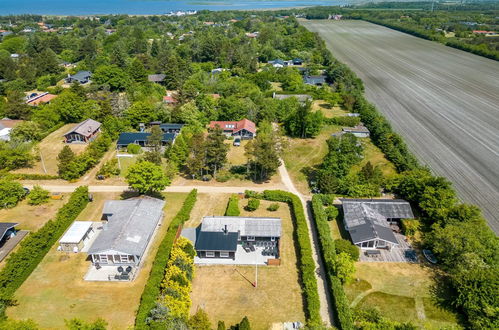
[{"xmin": 223, "ymin": 225, "xmax": 228, "ymax": 235}]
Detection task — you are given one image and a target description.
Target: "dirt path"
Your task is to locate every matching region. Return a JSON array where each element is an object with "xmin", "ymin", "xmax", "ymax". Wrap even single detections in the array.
[{"xmin": 278, "ymin": 161, "xmax": 335, "ymax": 327}]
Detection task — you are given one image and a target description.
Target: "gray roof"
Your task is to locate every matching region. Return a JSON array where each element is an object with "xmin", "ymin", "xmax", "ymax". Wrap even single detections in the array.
[
  {"xmin": 304, "ymin": 75, "xmax": 327, "ymax": 85},
  {"xmin": 0, "ymin": 223, "xmax": 17, "ymax": 240},
  {"xmin": 116, "ymin": 132, "xmax": 176, "ymax": 146},
  {"xmin": 200, "ymin": 216, "xmax": 281, "ymax": 238},
  {"xmin": 88, "ymin": 197, "xmax": 165, "ymax": 257},
  {"xmin": 343, "ymin": 125, "xmax": 370, "ymax": 134},
  {"xmin": 181, "ymin": 227, "xmax": 197, "ymax": 245},
  {"xmin": 273, "ymin": 94, "xmax": 312, "ymax": 103},
  {"xmin": 64, "ymin": 119, "xmax": 101, "ymax": 137},
  {"xmin": 148, "ymin": 74, "xmax": 166, "ymax": 82},
  {"xmin": 69, "ymin": 71, "xmax": 91, "ymax": 82},
  {"xmin": 341, "ymin": 199, "xmax": 414, "ymax": 245}
]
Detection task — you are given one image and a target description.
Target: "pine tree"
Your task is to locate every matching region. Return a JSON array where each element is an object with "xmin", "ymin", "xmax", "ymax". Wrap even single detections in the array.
[
  {"xmin": 205, "ymin": 127, "xmax": 228, "ymax": 176},
  {"xmin": 245, "ymin": 121, "xmax": 283, "ymax": 181},
  {"xmin": 185, "ymin": 132, "xmax": 206, "ymax": 179},
  {"xmin": 57, "ymin": 145, "xmax": 76, "ymax": 176}
]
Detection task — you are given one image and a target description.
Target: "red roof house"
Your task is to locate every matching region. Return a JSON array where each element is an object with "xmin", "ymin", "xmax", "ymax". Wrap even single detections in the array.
[{"xmin": 209, "ymin": 119, "xmax": 256, "ymax": 139}]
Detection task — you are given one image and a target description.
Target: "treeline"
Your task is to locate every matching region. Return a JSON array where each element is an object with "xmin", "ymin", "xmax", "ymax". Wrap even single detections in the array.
[{"xmin": 0, "ymin": 186, "xmax": 89, "ymax": 303}]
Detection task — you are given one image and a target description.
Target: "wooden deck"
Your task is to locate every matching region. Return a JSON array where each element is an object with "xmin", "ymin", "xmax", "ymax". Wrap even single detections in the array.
[{"xmin": 359, "ymin": 233, "xmax": 418, "ymax": 263}]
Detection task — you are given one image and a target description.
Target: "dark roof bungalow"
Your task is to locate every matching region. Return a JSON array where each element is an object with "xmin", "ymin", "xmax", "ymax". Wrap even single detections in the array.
[
  {"xmin": 303, "ymin": 75, "xmax": 327, "ymax": 86},
  {"xmin": 117, "ymin": 132, "xmax": 176, "ymax": 148},
  {"xmin": 64, "ymin": 119, "xmax": 101, "ymax": 144},
  {"xmin": 0, "ymin": 223, "xmax": 18, "ymax": 241},
  {"xmin": 66, "ymin": 71, "xmax": 92, "ymax": 84},
  {"xmin": 341, "ymin": 199, "xmax": 414, "ymax": 249},
  {"xmin": 159, "ymin": 123, "xmax": 184, "ymax": 134}
]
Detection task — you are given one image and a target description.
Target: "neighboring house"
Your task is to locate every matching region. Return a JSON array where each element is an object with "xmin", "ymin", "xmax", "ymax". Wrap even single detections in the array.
[
  {"xmin": 87, "ymin": 196, "xmax": 165, "ymax": 268},
  {"xmin": 273, "ymin": 93, "xmax": 312, "ymax": 103},
  {"xmin": 268, "ymin": 59, "xmax": 285, "ymax": 68},
  {"xmin": 148, "ymin": 74, "xmax": 166, "ymax": 83},
  {"xmin": 342, "ymin": 125, "xmax": 370, "ymax": 138},
  {"xmin": 209, "ymin": 118, "xmax": 256, "ymax": 139},
  {"xmin": 303, "ymin": 75, "xmax": 327, "ymax": 86},
  {"xmin": 187, "ymin": 216, "xmax": 281, "ymax": 260},
  {"xmin": 65, "ymin": 71, "xmax": 92, "ymax": 84},
  {"xmin": 58, "ymin": 221, "xmax": 95, "ymax": 253},
  {"xmin": 341, "ymin": 199, "xmax": 414, "ymax": 249},
  {"xmin": 346, "ymin": 113, "xmax": 361, "ymax": 117},
  {"xmin": 158, "ymin": 123, "xmax": 184, "ymax": 134},
  {"xmin": 211, "ymin": 68, "xmax": 227, "ymax": 74},
  {"xmin": 245, "ymin": 32, "xmax": 259, "ymax": 38},
  {"xmin": 64, "ymin": 119, "xmax": 101, "ymax": 143},
  {"xmin": 116, "ymin": 132, "xmax": 176, "ymax": 149},
  {"xmin": 0, "ymin": 118, "xmax": 23, "ymax": 141},
  {"xmin": 0, "ymin": 223, "xmax": 18, "ymax": 242},
  {"xmin": 163, "ymin": 95, "xmax": 177, "ymax": 105},
  {"xmin": 0, "ymin": 30, "xmax": 12, "ymax": 38},
  {"xmin": 292, "ymin": 58, "xmax": 304, "ymax": 65},
  {"xmin": 26, "ymin": 92, "xmax": 57, "ymax": 106}
]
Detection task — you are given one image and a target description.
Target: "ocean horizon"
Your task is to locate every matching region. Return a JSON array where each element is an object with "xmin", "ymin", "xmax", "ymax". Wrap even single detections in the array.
[{"xmin": 0, "ymin": 0, "xmax": 342, "ymax": 16}]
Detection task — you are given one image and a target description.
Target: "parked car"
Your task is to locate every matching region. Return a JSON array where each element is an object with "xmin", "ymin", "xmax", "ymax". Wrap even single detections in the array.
[
  {"xmin": 23, "ymin": 187, "xmax": 30, "ymax": 195},
  {"xmin": 233, "ymin": 137, "xmax": 241, "ymax": 146}
]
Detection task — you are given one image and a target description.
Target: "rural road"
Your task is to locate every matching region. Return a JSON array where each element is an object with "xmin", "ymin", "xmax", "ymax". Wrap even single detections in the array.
[{"xmin": 302, "ymin": 20, "xmax": 499, "ymax": 233}]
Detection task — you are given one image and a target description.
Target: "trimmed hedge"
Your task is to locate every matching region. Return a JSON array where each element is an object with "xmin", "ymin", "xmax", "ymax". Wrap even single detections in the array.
[
  {"xmin": 225, "ymin": 194, "xmax": 240, "ymax": 216},
  {"xmin": 6, "ymin": 173, "xmax": 59, "ymax": 180},
  {"xmin": 260, "ymin": 190, "xmax": 322, "ymax": 326},
  {"xmin": 311, "ymin": 195, "xmax": 354, "ymax": 329},
  {"xmin": 135, "ymin": 189, "xmax": 198, "ymax": 329},
  {"xmin": 0, "ymin": 186, "xmax": 89, "ymax": 301}
]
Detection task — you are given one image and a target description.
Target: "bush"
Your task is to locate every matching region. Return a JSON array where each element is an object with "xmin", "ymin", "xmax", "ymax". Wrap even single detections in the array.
[
  {"xmin": 326, "ymin": 116, "xmax": 361, "ymax": 127},
  {"xmin": 27, "ymin": 185, "xmax": 50, "ymax": 205},
  {"xmin": 261, "ymin": 190, "xmax": 321, "ymax": 326},
  {"xmin": 6, "ymin": 173, "xmax": 59, "ymax": 180},
  {"xmin": 225, "ymin": 194, "xmax": 240, "ymax": 216},
  {"xmin": 0, "ymin": 178, "xmax": 25, "ymax": 209},
  {"xmin": 215, "ymin": 170, "xmax": 232, "ymax": 183},
  {"xmin": 400, "ymin": 219, "xmax": 421, "ymax": 237},
  {"xmin": 96, "ymin": 158, "xmax": 120, "ymax": 178},
  {"xmin": 127, "ymin": 143, "xmax": 142, "ymax": 154},
  {"xmin": 244, "ymin": 190, "xmax": 263, "ymax": 199},
  {"xmin": 0, "ymin": 186, "xmax": 89, "ymax": 301},
  {"xmin": 135, "ymin": 189, "xmax": 197, "ymax": 329},
  {"xmin": 334, "ymin": 239, "xmax": 359, "ymax": 261},
  {"xmin": 325, "ymin": 206, "xmax": 339, "ymax": 221},
  {"xmin": 245, "ymin": 198, "xmax": 260, "ymax": 212},
  {"xmin": 320, "ymin": 194, "xmax": 335, "ymax": 206},
  {"xmin": 267, "ymin": 203, "xmax": 280, "ymax": 212}
]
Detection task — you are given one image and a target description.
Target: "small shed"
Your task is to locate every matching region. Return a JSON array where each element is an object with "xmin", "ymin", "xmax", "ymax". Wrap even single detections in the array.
[{"xmin": 59, "ymin": 221, "xmax": 94, "ymax": 252}]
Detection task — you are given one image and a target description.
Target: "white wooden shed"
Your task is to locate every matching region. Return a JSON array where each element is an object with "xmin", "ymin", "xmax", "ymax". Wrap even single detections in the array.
[{"xmin": 59, "ymin": 221, "xmax": 94, "ymax": 253}]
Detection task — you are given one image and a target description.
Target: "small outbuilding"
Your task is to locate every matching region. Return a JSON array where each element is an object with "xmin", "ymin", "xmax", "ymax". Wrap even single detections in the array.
[
  {"xmin": 65, "ymin": 71, "xmax": 92, "ymax": 84},
  {"xmin": 342, "ymin": 125, "xmax": 370, "ymax": 138},
  {"xmin": 59, "ymin": 221, "xmax": 95, "ymax": 252}
]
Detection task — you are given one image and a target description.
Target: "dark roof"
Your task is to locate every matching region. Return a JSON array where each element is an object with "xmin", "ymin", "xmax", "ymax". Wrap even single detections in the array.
[
  {"xmin": 64, "ymin": 119, "xmax": 101, "ymax": 137},
  {"xmin": 117, "ymin": 132, "xmax": 176, "ymax": 146},
  {"xmin": 348, "ymin": 223, "xmax": 398, "ymax": 245},
  {"xmin": 159, "ymin": 123, "xmax": 184, "ymax": 130},
  {"xmin": 148, "ymin": 74, "xmax": 166, "ymax": 82},
  {"xmin": 195, "ymin": 231, "xmax": 238, "ymax": 252},
  {"xmin": 0, "ymin": 223, "xmax": 18, "ymax": 240},
  {"xmin": 69, "ymin": 71, "xmax": 91, "ymax": 82}
]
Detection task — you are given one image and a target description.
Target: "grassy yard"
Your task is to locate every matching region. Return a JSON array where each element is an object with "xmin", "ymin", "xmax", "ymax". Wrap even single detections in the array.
[
  {"xmin": 0, "ymin": 197, "xmax": 67, "ymax": 231},
  {"xmin": 13, "ymin": 124, "xmax": 88, "ymax": 176},
  {"xmin": 282, "ymin": 125, "xmax": 340, "ymax": 195},
  {"xmin": 189, "ymin": 197, "xmax": 305, "ymax": 329},
  {"xmin": 226, "ymin": 140, "xmax": 248, "ymax": 166},
  {"xmin": 312, "ymin": 100, "xmax": 347, "ymax": 118},
  {"xmin": 351, "ymin": 139, "xmax": 397, "ymax": 178},
  {"xmin": 7, "ymin": 192, "xmax": 188, "ymax": 329},
  {"xmin": 345, "ymin": 263, "xmax": 460, "ymax": 328}
]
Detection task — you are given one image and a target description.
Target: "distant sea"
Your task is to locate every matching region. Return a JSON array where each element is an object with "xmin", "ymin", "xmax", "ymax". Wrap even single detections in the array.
[{"xmin": 0, "ymin": 0, "xmax": 342, "ymax": 16}]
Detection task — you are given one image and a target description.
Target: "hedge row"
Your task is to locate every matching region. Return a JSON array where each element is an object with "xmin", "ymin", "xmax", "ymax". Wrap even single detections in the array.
[
  {"xmin": 135, "ymin": 189, "xmax": 198, "ymax": 329},
  {"xmin": 259, "ymin": 190, "xmax": 322, "ymax": 326},
  {"xmin": 5, "ymin": 173, "xmax": 59, "ymax": 180},
  {"xmin": 311, "ymin": 195, "xmax": 354, "ymax": 329},
  {"xmin": 225, "ymin": 194, "xmax": 241, "ymax": 216},
  {"xmin": 0, "ymin": 186, "xmax": 89, "ymax": 301},
  {"xmin": 325, "ymin": 116, "xmax": 361, "ymax": 128}
]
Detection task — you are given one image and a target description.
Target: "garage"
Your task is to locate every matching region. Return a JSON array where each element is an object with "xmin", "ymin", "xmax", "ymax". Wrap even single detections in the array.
[{"xmin": 58, "ymin": 221, "xmax": 95, "ymax": 253}]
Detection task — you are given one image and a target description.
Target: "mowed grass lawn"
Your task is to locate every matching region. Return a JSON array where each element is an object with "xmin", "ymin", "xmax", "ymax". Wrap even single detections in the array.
[
  {"xmin": 189, "ymin": 197, "xmax": 305, "ymax": 329},
  {"xmin": 345, "ymin": 263, "xmax": 460, "ymax": 328},
  {"xmin": 7, "ymin": 192, "xmax": 188, "ymax": 329},
  {"xmin": 0, "ymin": 197, "xmax": 67, "ymax": 231},
  {"xmin": 13, "ymin": 124, "xmax": 88, "ymax": 176}
]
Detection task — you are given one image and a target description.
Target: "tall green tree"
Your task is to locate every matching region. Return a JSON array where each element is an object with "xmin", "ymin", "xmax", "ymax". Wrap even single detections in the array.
[
  {"xmin": 204, "ymin": 127, "xmax": 228, "ymax": 176},
  {"xmin": 245, "ymin": 121, "xmax": 283, "ymax": 181},
  {"xmin": 57, "ymin": 145, "xmax": 76, "ymax": 177},
  {"xmin": 185, "ymin": 132, "xmax": 206, "ymax": 179},
  {"xmin": 0, "ymin": 178, "xmax": 25, "ymax": 209},
  {"xmin": 125, "ymin": 161, "xmax": 169, "ymax": 194}
]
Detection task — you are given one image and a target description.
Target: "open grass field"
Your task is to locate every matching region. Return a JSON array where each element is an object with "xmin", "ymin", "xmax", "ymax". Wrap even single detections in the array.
[
  {"xmin": 312, "ymin": 100, "xmax": 346, "ymax": 118},
  {"xmin": 345, "ymin": 262, "xmax": 460, "ymax": 328},
  {"xmin": 301, "ymin": 19, "xmax": 499, "ymax": 234},
  {"xmin": 0, "ymin": 197, "xmax": 67, "ymax": 231},
  {"xmin": 351, "ymin": 139, "xmax": 397, "ymax": 178},
  {"xmin": 12, "ymin": 124, "xmax": 88, "ymax": 176},
  {"xmin": 189, "ymin": 197, "xmax": 305, "ymax": 329},
  {"xmin": 282, "ymin": 124, "xmax": 340, "ymax": 195},
  {"xmin": 7, "ymin": 192, "xmax": 188, "ymax": 329}
]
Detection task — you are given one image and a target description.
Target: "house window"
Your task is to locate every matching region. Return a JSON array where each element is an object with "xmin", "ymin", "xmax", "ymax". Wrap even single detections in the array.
[
  {"xmin": 99, "ymin": 255, "xmax": 108, "ymax": 263},
  {"xmin": 271, "ymin": 237, "xmax": 276, "ymax": 241},
  {"xmin": 206, "ymin": 251, "xmax": 215, "ymax": 257},
  {"xmin": 247, "ymin": 236, "xmax": 255, "ymax": 241},
  {"xmin": 120, "ymin": 255, "xmax": 129, "ymax": 263},
  {"xmin": 220, "ymin": 252, "xmax": 229, "ymax": 258}
]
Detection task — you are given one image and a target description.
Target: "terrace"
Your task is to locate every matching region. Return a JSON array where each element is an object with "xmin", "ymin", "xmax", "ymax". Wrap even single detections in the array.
[
  {"xmin": 359, "ymin": 233, "xmax": 418, "ymax": 263},
  {"xmin": 194, "ymin": 244, "xmax": 276, "ymax": 266}
]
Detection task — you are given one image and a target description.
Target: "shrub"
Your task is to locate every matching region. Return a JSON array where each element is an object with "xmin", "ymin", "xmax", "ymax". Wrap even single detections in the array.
[
  {"xmin": 325, "ymin": 206, "xmax": 339, "ymax": 221},
  {"xmin": 334, "ymin": 239, "xmax": 359, "ymax": 261},
  {"xmin": 0, "ymin": 186, "xmax": 89, "ymax": 301},
  {"xmin": 245, "ymin": 198, "xmax": 260, "ymax": 212},
  {"xmin": 27, "ymin": 185, "xmax": 50, "ymax": 205},
  {"xmin": 127, "ymin": 143, "xmax": 143, "ymax": 154},
  {"xmin": 135, "ymin": 189, "xmax": 197, "ymax": 329},
  {"xmin": 215, "ymin": 170, "xmax": 232, "ymax": 183},
  {"xmin": 225, "ymin": 194, "xmax": 240, "ymax": 216},
  {"xmin": 267, "ymin": 203, "xmax": 280, "ymax": 212},
  {"xmin": 261, "ymin": 190, "xmax": 321, "ymax": 326},
  {"xmin": 400, "ymin": 219, "xmax": 421, "ymax": 237},
  {"xmin": 244, "ymin": 190, "xmax": 262, "ymax": 199},
  {"xmin": 320, "ymin": 194, "xmax": 335, "ymax": 206},
  {"xmin": 0, "ymin": 178, "xmax": 25, "ymax": 209},
  {"xmin": 6, "ymin": 173, "xmax": 59, "ymax": 180},
  {"xmin": 96, "ymin": 158, "xmax": 120, "ymax": 178},
  {"xmin": 326, "ymin": 116, "xmax": 361, "ymax": 127}
]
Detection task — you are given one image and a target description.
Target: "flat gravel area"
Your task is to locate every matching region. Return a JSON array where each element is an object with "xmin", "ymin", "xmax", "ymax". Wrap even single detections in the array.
[{"xmin": 301, "ymin": 20, "xmax": 499, "ymax": 233}]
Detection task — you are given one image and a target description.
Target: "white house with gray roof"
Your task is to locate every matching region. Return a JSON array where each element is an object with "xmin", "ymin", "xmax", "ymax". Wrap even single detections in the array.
[
  {"xmin": 87, "ymin": 196, "xmax": 165, "ymax": 267},
  {"xmin": 341, "ymin": 199, "xmax": 414, "ymax": 249}
]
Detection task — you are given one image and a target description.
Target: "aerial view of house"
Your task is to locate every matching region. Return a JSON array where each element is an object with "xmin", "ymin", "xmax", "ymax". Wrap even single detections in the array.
[
  {"xmin": 63, "ymin": 119, "xmax": 101, "ymax": 143},
  {"xmin": 116, "ymin": 131, "xmax": 176, "ymax": 149},
  {"xmin": 147, "ymin": 73, "xmax": 166, "ymax": 83},
  {"xmin": 25, "ymin": 92, "xmax": 57, "ymax": 106},
  {"xmin": 341, "ymin": 124, "xmax": 370, "ymax": 138},
  {"xmin": 303, "ymin": 74, "xmax": 328, "ymax": 86},
  {"xmin": 65, "ymin": 70, "xmax": 92, "ymax": 84},
  {"xmin": 272, "ymin": 93, "xmax": 312, "ymax": 103},
  {"xmin": 0, "ymin": 118, "xmax": 23, "ymax": 141},
  {"xmin": 209, "ymin": 118, "xmax": 256, "ymax": 139}
]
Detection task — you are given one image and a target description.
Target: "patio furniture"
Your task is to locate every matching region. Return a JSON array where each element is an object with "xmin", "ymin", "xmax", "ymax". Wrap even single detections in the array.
[
  {"xmin": 365, "ymin": 250, "xmax": 381, "ymax": 257},
  {"xmin": 117, "ymin": 266, "xmax": 124, "ymax": 273},
  {"xmin": 125, "ymin": 266, "xmax": 132, "ymax": 273},
  {"xmin": 95, "ymin": 262, "xmax": 101, "ymax": 270},
  {"xmin": 249, "ymin": 244, "xmax": 256, "ymax": 252}
]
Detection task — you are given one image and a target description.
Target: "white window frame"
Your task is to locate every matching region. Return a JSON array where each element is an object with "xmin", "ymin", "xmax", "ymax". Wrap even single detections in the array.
[
  {"xmin": 270, "ymin": 237, "xmax": 276, "ymax": 241},
  {"xmin": 247, "ymin": 236, "xmax": 255, "ymax": 241},
  {"xmin": 99, "ymin": 255, "xmax": 108, "ymax": 263},
  {"xmin": 220, "ymin": 252, "xmax": 229, "ymax": 258},
  {"xmin": 206, "ymin": 251, "xmax": 215, "ymax": 257},
  {"xmin": 120, "ymin": 255, "xmax": 129, "ymax": 263}
]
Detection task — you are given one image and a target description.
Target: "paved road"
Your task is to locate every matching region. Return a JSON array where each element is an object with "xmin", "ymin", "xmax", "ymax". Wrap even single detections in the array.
[{"xmin": 302, "ymin": 20, "xmax": 499, "ymax": 233}]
